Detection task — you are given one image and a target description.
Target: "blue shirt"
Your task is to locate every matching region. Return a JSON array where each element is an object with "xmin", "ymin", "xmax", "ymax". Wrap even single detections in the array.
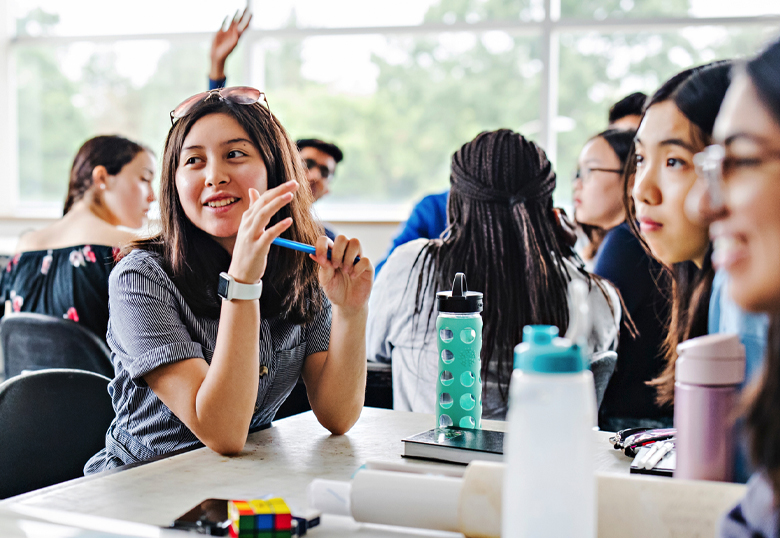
[
  {"xmin": 709, "ymin": 269, "xmax": 769, "ymax": 484},
  {"xmin": 375, "ymin": 191, "xmax": 448, "ymax": 274},
  {"xmin": 709, "ymin": 269, "xmax": 768, "ymax": 386}
]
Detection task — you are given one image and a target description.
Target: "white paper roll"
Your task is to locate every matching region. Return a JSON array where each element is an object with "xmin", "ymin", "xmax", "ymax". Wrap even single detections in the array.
[
  {"xmin": 307, "ymin": 478, "xmax": 352, "ymax": 517},
  {"xmin": 459, "ymin": 461, "xmax": 503, "ymax": 538},
  {"xmin": 350, "ymin": 469, "xmax": 463, "ymax": 532}
]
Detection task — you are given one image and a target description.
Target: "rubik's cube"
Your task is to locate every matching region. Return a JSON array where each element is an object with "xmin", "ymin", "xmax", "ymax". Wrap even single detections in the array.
[{"xmin": 228, "ymin": 498, "xmax": 293, "ymax": 537}]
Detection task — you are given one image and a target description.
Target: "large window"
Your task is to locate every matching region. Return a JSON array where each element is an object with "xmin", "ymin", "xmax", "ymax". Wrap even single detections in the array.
[{"xmin": 4, "ymin": 0, "xmax": 780, "ymax": 219}]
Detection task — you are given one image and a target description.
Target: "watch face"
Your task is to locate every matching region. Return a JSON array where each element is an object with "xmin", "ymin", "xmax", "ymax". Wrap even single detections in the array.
[{"xmin": 217, "ymin": 274, "xmax": 230, "ymax": 299}]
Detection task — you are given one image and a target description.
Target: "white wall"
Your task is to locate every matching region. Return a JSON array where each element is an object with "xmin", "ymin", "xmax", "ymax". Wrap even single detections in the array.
[{"xmin": 0, "ymin": 217, "xmax": 402, "ymax": 263}]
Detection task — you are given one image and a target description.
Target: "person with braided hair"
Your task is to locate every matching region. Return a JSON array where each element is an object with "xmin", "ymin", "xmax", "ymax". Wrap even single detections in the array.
[
  {"xmin": 0, "ymin": 135, "xmax": 156, "ymax": 342},
  {"xmin": 367, "ymin": 129, "xmax": 621, "ymax": 419}
]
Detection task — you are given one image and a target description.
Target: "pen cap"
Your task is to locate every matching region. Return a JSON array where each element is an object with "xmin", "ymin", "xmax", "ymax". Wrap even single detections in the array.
[
  {"xmin": 436, "ymin": 273, "xmax": 483, "ymax": 314},
  {"xmin": 675, "ymin": 333, "xmax": 745, "ymax": 386},
  {"xmin": 513, "ymin": 325, "xmax": 587, "ymax": 373}
]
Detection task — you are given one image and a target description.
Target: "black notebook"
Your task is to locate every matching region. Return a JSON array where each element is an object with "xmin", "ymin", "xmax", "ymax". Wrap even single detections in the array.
[{"xmin": 402, "ymin": 428, "xmax": 504, "ymax": 465}]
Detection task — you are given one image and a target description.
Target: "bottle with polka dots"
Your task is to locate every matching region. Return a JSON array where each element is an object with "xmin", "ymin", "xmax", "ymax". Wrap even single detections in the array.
[{"xmin": 435, "ymin": 272, "xmax": 483, "ymax": 430}]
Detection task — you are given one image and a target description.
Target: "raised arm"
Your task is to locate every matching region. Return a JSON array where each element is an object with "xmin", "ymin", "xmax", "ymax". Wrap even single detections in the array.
[{"xmin": 209, "ymin": 8, "xmax": 252, "ymax": 84}]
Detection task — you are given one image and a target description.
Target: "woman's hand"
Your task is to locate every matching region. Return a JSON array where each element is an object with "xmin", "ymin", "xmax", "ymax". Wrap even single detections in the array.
[
  {"xmin": 311, "ymin": 235, "xmax": 373, "ymax": 314},
  {"xmin": 209, "ymin": 8, "xmax": 252, "ymax": 81},
  {"xmin": 228, "ymin": 181, "xmax": 298, "ymax": 284}
]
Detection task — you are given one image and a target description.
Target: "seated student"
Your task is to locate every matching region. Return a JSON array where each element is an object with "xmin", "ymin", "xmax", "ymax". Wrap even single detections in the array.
[
  {"xmin": 608, "ymin": 91, "xmax": 647, "ymax": 131},
  {"xmin": 84, "ymin": 87, "xmax": 372, "ymax": 473},
  {"xmin": 575, "ymin": 92, "xmax": 645, "ymax": 268},
  {"xmin": 574, "ymin": 129, "xmax": 672, "ymax": 431},
  {"xmin": 374, "ymin": 191, "xmax": 448, "ymax": 274},
  {"xmin": 0, "ymin": 135, "xmax": 156, "ymax": 342},
  {"xmin": 207, "ymin": 12, "xmax": 341, "ymax": 240},
  {"xmin": 626, "ymin": 61, "xmax": 730, "ymax": 401},
  {"xmin": 367, "ymin": 129, "xmax": 621, "ymax": 419},
  {"xmin": 692, "ymin": 37, "xmax": 780, "ymax": 536}
]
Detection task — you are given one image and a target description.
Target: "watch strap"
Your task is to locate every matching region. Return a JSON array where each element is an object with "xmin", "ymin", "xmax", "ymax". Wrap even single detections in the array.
[{"xmin": 219, "ymin": 272, "xmax": 263, "ymax": 301}]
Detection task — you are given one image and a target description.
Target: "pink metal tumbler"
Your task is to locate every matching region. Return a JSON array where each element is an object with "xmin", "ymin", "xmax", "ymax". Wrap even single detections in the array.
[{"xmin": 674, "ymin": 333, "xmax": 745, "ymax": 482}]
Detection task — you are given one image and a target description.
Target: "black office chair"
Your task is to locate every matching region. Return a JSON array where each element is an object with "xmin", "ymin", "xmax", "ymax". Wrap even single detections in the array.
[
  {"xmin": 0, "ymin": 313, "xmax": 113, "ymax": 379},
  {"xmin": 0, "ymin": 368, "xmax": 114, "ymax": 499}
]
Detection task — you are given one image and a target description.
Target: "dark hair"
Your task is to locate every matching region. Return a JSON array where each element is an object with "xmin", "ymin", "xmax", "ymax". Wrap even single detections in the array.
[
  {"xmin": 622, "ymin": 61, "xmax": 732, "ymax": 405},
  {"xmin": 296, "ymin": 138, "xmax": 344, "ymax": 163},
  {"xmin": 608, "ymin": 92, "xmax": 647, "ymax": 125},
  {"xmin": 132, "ymin": 97, "xmax": 323, "ymax": 322},
  {"xmin": 64, "ymin": 135, "xmax": 148, "ymax": 215},
  {"xmin": 737, "ymin": 37, "xmax": 780, "ymax": 497},
  {"xmin": 411, "ymin": 129, "xmax": 616, "ymax": 402},
  {"xmin": 577, "ymin": 128, "xmax": 636, "ymax": 260}
]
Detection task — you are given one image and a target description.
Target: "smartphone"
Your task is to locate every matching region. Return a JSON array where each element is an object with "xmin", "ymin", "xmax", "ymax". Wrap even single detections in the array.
[{"xmin": 171, "ymin": 498, "xmax": 231, "ymax": 535}]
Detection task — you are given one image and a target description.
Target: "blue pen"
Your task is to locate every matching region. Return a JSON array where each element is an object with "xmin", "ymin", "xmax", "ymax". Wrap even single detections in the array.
[{"xmin": 272, "ymin": 237, "xmax": 361, "ymax": 263}]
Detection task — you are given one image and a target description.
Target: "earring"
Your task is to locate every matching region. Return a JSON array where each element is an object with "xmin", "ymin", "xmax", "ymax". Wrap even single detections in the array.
[{"xmin": 100, "ymin": 184, "xmax": 106, "ymax": 190}]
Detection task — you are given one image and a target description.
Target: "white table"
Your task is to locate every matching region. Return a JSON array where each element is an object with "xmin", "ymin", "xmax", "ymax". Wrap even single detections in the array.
[{"xmin": 0, "ymin": 408, "xmax": 746, "ymax": 537}]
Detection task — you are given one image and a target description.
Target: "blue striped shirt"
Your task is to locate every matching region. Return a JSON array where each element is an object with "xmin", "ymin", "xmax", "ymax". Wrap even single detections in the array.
[{"xmin": 85, "ymin": 249, "xmax": 331, "ymax": 474}]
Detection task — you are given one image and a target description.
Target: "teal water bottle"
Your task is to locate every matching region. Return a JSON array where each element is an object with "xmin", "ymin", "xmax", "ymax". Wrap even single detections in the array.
[{"xmin": 435, "ymin": 273, "xmax": 484, "ymax": 430}]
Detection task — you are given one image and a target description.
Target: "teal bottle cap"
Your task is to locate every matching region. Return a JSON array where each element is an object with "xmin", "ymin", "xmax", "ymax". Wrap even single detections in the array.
[{"xmin": 513, "ymin": 325, "xmax": 587, "ymax": 373}]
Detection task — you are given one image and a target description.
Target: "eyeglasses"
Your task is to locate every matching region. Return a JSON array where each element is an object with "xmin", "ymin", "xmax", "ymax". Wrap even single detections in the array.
[
  {"xmin": 169, "ymin": 86, "xmax": 269, "ymax": 125},
  {"xmin": 694, "ymin": 143, "xmax": 780, "ymax": 206},
  {"xmin": 304, "ymin": 158, "xmax": 334, "ymax": 181},
  {"xmin": 574, "ymin": 167, "xmax": 623, "ymax": 182},
  {"xmin": 693, "ymin": 145, "xmax": 726, "ymax": 207}
]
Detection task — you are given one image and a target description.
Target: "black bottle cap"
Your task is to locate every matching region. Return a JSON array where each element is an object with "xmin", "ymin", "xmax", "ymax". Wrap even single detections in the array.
[{"xmin": 436, "ymin": 273, "xmax": 483, "ymax": 314}]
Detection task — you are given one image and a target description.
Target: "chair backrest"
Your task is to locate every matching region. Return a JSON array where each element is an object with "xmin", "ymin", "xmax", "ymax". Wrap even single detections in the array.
[
  {"xmin": 0, "ymin": 368, "xmax": 114, "ymax": 499},
  {"xmin": 591, "ymin": 350, "xmax": 619, "ymax": 411},
  {"xmin": 0, "ymin": 313, "xmax": 113, "ymax": 379}
]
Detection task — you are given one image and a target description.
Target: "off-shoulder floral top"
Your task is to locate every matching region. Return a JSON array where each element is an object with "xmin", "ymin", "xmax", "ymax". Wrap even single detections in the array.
[{"xmin": 0, "ymin": 245, "xmax": 120, "ymax": 342}]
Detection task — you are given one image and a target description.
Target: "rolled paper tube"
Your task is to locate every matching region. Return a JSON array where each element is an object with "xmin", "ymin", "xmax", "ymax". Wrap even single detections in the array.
[
  {"xmin": 459, "ymin": 461, "xmax": 503, "ymax": 538},
  {"xmin": 350, "ymin": 469, "xmax": 462, "ymax": 532},
  {"xmin": 306, "ymin": 478, "xmax": 352, "ymax": 517}
]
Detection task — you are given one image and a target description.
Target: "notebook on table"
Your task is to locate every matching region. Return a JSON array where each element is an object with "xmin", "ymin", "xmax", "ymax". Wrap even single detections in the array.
[{"xmin": 402, "ymin": 428, "xmax": 504, "ymax": 465}]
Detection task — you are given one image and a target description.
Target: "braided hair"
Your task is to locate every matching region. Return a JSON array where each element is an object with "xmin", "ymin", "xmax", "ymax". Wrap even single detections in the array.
[{"xmin": 411, "ymin": 129, "xmax": 613, "ymax": 402}]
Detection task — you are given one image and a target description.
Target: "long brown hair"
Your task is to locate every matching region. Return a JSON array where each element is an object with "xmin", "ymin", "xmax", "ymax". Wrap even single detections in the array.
[
  {"xmin": 64, "ymin": 135, "xmax": 149, "ymax": 215},
  {"xmin": 131, "ymin": 96, "xmax": 323, "ymax": 323},
  {"xmin": 622, "ymin": 61, "xmax": 732, "ymax": 405},
  {"xmin": 411, "ymin": 129, "xmax": 617, "ymax": 402}
]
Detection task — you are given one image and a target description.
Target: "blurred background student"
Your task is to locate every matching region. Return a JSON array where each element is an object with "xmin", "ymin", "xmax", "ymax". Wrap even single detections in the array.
[
  {"xmin": 575, "ymin": 92, "xmax": 645, "ymax": 268},
  {"xmin": 573, "ymin": 128, "xmax": 671, "ymax": 431},
  {"xmin": 367, "ymin": 129, "xmax": 620, "ymax": 418},
  {"xmin": 686, "ymin": 36, "xmax": 780, "ymax": 537},
  {"xmin": 0, "ymin": 135, "xmax": 156, "ymax": 342}
]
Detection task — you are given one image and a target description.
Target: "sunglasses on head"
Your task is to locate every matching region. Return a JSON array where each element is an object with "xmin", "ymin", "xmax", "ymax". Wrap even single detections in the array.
[
  {"xmin": 169, "ymin": 86, "xmax": 269, "ymax": 125},
  {"xmin": 304, "ymin": 158, "xmax": 334, "ymax": 181}
]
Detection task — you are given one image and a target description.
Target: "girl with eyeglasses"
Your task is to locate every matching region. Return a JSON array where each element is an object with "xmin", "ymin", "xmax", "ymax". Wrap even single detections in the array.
[
  {"xmin": 85, "ymin": 88, "xmax": 372, "ymax": 472},
  {"xmin": 367, "ymin": 129, "xmax": 621, "ymax": 419},
  {"xmin": 685, "ymin": 37, "xmax": 780, "ymax": 537},
  {"xmin": 574, "ymin": 129, "xmax": 672, "ymax": 432}
]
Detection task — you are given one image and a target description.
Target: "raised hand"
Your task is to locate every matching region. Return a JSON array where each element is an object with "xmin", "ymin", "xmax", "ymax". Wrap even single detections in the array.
[
  {"xmin": 227, "ymin": 181, "xmax": 298, "ymax": 285},
  {"xmin": 310, "ymin": 235, "xmax": 373, "ymax": 314},
  {"xmin": 209, "ymin": 8, "xmax": 253, "ymax": 81}
]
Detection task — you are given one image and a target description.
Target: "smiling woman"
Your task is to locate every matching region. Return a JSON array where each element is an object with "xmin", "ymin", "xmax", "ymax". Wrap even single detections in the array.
[{"xmin": 84, "ymin": 88, "xmax": 374, "ymax": 473}]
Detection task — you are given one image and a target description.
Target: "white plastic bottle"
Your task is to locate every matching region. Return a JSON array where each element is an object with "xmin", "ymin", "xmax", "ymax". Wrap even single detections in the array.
[{"xmin": 502, "ymin": 325, "xmax": 597, "ymax": 538}]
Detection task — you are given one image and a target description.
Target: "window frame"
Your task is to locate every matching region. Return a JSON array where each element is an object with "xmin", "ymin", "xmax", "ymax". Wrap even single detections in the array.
[{"xmin": 2, "ymin": 0, "xmax": 780, "ymax": 221}]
